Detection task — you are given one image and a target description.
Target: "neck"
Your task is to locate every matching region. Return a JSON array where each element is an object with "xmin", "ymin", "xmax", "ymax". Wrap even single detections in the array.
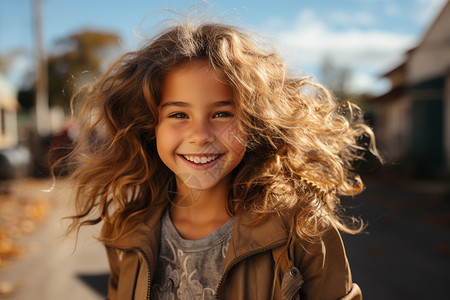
[{"xmin": 170, "ymin": 177, "xmax": 231, "ymax": 225}]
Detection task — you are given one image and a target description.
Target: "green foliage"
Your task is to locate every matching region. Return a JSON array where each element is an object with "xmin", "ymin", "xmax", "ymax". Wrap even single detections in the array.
[
  {"xmin": 18, "ymin": 87, "xmax": 35, "ymax": 110},
  {"xmin": 319, "ymin": 55, "xmax": 374, "ymax": 122},
  {"xmin": 320, "ymin": 55, "xmax": 352, "ymax": 100},
  {"xmin": 0, "ymin": 49, "xmax": 24, "ymax": 74},
  {"xmin": 47, "ymin": 30, "xmax": 121, "ymax": 111}
]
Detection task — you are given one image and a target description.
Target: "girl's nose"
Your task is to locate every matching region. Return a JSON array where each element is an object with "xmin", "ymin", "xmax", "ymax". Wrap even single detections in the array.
[{"xmin": 187, "ymin": 119, "xmax": 215, "ymax": 145}]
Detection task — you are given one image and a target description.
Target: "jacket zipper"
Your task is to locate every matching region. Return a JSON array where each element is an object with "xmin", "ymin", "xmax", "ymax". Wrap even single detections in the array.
[
  {"xmin": 110, "ymin": 246, "xmax": 153, "ymax": 300},
  {"xmin": 134, "ymin": 247, "xmax": 152, "ymax": 300},
  {"xmin": 215, "ymin": 240, "xmax": 286, "ymax": 300}
]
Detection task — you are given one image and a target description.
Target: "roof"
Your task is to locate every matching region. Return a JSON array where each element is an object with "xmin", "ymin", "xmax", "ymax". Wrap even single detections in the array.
[
  {"xmin": 369, "ymin": 85, "xmax": 407, "ymax": 103},
  {"xmin": 379, "ymin": 1, "xmax": 449, "ymax": 79},
  {"xmin": 413, "ymin": 1, "xmax": 450, "ymax": 50},
  {"xmin": 380, "ymin": 61, "xmax": 407, "ymax": 78}
]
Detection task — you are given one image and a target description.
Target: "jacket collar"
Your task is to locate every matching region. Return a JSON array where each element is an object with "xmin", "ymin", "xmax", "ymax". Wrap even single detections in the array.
[
  {"xmin": 104, "ymin": 203, "xmax": 165, "ymax": 247},
  {"xmin": 224, "ymin": 211, "xmax": 288, "ymax": 268},
  {"xmin": 104, "ymin": 205, "xmax": 289, "ymax": 271},
  {"xmin": 103, "ymin": 203, "xmax": 166, "ymax": 274}
]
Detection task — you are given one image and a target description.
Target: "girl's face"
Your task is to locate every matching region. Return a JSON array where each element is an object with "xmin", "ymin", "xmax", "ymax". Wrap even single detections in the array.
[{"xmin": 155, "ymin": 60, "xmax": 246, "ymax": 191}]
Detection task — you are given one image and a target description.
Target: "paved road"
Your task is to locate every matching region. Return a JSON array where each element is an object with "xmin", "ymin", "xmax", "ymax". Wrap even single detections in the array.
[
  {"xmin": 0, "ymin": 180, "xmax": 109, "ymax": 300},
  {"xmin": 342, "ymin": 175, "xmax": 450, "ymax": 300},
  {"xmin": 0, "ymin": 175, "xmax": 449, "ymax": 299}
]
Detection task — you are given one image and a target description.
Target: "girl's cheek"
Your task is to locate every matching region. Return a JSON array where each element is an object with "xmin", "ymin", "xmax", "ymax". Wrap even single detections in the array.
[{"xmin": 221, "ymin": 123, "xmax": 247, "ymax": 155}]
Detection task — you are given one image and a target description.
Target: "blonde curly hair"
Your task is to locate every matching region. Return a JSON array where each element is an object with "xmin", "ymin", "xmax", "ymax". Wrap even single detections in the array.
[{"xmin": 64, "ymin": 21, "xmax": 379, "ymax": 242}]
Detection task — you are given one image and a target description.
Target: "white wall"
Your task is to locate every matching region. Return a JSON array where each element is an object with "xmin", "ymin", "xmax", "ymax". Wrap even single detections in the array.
[{"xmin": 374, "ymin": 95, "xmax": 411, "ymax": 161}]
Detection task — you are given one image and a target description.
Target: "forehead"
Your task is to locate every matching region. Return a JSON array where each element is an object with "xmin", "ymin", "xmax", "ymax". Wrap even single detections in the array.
[{"xmin": 160, "ymin": 60, "xmax": 232, "ymax": 105}]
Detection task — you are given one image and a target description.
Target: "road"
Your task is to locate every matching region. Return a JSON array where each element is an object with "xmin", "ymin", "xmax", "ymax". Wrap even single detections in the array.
[
  {"xmin": 342, "ymin": 174, "xmax": 450, "ymax": 300},
  {"xmin": 0, "ymin": 174, "xmax": 449, "ymax": 300},
  {"xmin": 0, "ymin": 179, "xmax": 109, "ymax": 300}
]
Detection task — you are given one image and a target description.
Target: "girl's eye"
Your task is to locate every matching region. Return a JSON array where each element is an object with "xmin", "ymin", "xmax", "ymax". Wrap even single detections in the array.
[
  {"xmin": 169, "ymin": 112, "xmax": 188, "ymax": 119},
  {"xmin": 213, "ymin": 112, "xmax": 233, "ymax": 118}
]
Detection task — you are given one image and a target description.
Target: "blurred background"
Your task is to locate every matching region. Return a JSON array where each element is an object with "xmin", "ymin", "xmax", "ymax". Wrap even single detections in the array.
[{"xmin": 0, "ymin": 0, "xmax": 449, "ymax": 299}]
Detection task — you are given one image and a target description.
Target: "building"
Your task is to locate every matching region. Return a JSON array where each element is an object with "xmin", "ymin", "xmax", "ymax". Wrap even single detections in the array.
[
  {"xmin": 0, "ymin": 74, "xmax": 19, "ymax": 149},
  {"xmin": 0, "ymin": 75, "xmax": 31, "ymax": 184},
  {"xmin": 371, "ymin": 1, "xmax": 450, "ymax": 174}
]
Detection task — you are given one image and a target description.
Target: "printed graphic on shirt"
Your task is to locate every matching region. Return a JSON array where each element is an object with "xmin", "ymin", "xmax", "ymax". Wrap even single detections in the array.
[{"xmin": 152, "ymin": 236, "xmax": 231, "ymax": 300}]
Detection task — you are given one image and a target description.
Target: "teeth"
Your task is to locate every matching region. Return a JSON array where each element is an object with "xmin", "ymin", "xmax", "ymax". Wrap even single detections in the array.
[{"xmin": 183, "ymin": 155, "xmax": 219, "ymax": 164}]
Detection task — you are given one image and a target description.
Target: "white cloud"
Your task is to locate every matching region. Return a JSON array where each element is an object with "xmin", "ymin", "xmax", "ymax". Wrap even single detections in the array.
[{"xmin": 273, "ymin": 9, "xmax": 416, "ymax": 94}]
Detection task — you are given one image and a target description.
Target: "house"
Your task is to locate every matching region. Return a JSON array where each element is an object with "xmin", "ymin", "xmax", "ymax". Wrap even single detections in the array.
[
  {"xmin": 0, "ymin": 75, "xmax": 30, "ymax": 183},
  {"xmin": 371, "ymin": 1, "xmax": 450, "ymax": 174},
  {"xmin": 0, "ymin": 74, "xmax": 19, "ymax": 149}
]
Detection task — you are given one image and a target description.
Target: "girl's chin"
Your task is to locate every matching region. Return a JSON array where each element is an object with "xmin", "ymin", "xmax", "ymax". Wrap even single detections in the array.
[
  {"xmin": 181, "ymin": 180, "xmax": 217, "ymax": 191},
  {"xmin": 176, "ymin": 173, "xmax": 223, "ymax": 191}
]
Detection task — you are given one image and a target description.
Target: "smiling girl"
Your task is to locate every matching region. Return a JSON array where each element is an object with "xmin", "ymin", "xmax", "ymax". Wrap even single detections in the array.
[{"xmin": 64, "ymin": 21, "xmax": 378, "ymax": 299}]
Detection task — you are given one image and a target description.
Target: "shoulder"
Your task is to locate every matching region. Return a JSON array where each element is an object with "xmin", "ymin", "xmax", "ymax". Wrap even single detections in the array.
[
  {"xmin": 101, "ymin": 203, "xmax": 167, "ymax": 249},
  {"xmin": 287, "ymin": 224, "xmax": 356, "ymax": 299},
  {"xmin": 233, "ymin": 208, "xmax": 347, "ymax": 265},
  {"xmin": 240, "ymin": 209, "xmax": 360, "ymax": 299},
  {"xmin": 272, "ymin": 206, "xmax": 344, "ymax": 254},
  {"xmin": 282, "ymin": 216, "xmax": 348, "ymax": 268}
]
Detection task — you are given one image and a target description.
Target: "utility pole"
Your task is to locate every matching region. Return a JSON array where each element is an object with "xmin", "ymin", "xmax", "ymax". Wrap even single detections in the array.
[{"xmin": 33, "ymin": 0, "xmax": 49, "ymax": 136}]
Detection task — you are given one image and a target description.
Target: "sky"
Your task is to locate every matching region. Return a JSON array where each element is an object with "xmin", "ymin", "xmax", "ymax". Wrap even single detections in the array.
[{"xmin": 0, "ymin": 0, "xmax": 448, "ymax": 95}]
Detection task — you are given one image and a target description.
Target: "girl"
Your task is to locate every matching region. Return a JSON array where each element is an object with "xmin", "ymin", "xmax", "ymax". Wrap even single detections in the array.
[{"xmin": 65, "ymin": 21, "xmax": 378, "ymax": 299}]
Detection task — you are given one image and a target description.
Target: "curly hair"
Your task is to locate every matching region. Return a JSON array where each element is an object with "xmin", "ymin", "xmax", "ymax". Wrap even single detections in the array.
[{"xmin": 64, "ymin": 21, "xmax": 379, "ymax": 243}]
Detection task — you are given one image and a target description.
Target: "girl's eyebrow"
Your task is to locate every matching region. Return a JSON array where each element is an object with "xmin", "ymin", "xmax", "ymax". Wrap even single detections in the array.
[
  {"xmin": 160, "ymin": 101, "xmax": 189, "ymax": 108},
  {"xmin": 212, "ymin": 100, "xmax": 233, "ymax": 107},
  {"xmin": 160, "ymin": 100, "xmax": 233, "ymax": 108}
]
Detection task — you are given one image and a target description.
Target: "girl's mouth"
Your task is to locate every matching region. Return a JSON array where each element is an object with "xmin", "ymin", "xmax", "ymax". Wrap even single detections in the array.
[{"xmin": 180, "ymin": 154, "xmax": 222, "ymax": 165}]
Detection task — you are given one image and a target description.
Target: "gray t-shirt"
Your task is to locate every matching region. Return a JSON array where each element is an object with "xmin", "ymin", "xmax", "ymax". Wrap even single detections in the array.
[{"xmin": 151, "ymin": 209, "xmax": 234, "ymax": 300}]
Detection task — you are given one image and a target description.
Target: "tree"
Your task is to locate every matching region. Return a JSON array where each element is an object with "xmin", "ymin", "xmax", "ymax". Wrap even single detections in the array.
[
  {"xmin": 319, "ymin": 55, "xmax": 374, "ymax": 117},
  {"xmin": 0, "ymin": 49, "xmax": 24, "ymax": 75},
  {"xmin": 319, "ymin": 55, "xmax": 352, "ymax": 100},
  {"xmin": 47, "ymin": 30, "xmax": 121, "ymax": 110}
]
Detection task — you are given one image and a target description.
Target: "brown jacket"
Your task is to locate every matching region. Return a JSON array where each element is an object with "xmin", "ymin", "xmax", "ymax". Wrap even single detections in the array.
[{"xmin": 104, "ymin": 204, "xmax": 362, "ymax": 300}]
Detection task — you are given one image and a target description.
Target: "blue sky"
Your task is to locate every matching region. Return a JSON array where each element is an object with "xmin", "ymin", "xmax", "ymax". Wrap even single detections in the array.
[{"xmin": 0, "ymin": 0, "xmax": 448, "ymax": 94}]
